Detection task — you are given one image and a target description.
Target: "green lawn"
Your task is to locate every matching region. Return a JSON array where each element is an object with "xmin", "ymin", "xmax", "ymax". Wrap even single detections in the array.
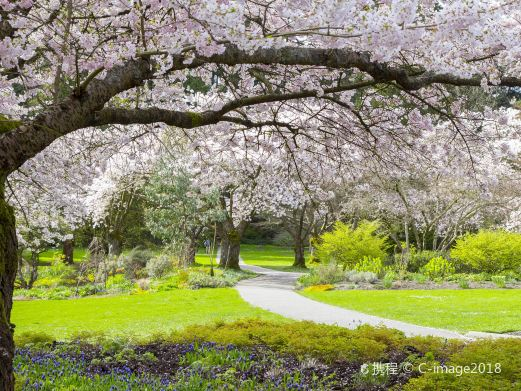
[
  {"xmin": 36, "ymin": 248, "xmax": 88, "ymax": 264},
  {"xmin": 12, "ymin": 288, "xmax": 284, "ymax": 339},
  {"xmin": 301, "ymin": 289, "xmax": 521, "ymax": 333},
  {"xmin": 241, "ymin": 244, "xmax": 310, "ymax": 271}
]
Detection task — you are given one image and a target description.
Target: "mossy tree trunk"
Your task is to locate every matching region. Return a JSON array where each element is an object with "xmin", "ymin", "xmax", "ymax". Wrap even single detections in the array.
[
  {"xmin": 0, "ymin": 179, "xmax": 17, "ymax": 391},
  {"xmin": 219, "ymin": 221, "xmax": 247, "ymax": 270},
  {"xmin": 63, "ymin": 237, "xmax": 74, "ymax": 264}
]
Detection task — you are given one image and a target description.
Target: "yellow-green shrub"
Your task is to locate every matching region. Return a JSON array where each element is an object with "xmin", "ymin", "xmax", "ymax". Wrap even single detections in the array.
[
  {"xmin": 421, "ymin": 256, "xmax": 455, "ymax": 279},
  {"xmin": 451, "ymin": 230, "xmax": 521, "ymax": 273},
  {"xmin": 315, "ymin": 221, "xmax": 388, "ymax": 270}
]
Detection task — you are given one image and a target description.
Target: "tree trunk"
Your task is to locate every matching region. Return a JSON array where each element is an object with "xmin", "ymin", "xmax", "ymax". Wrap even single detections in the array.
[
  {"xmin": 219, "ymin": 236, "xmax": 229, "ymax": 267},
  {"xmin": 293, "ymin": 237, "xmax": 306, "ymax": 268},
  {"xmin": 107, "ymin": 233, "xmax": 122, "ymax": 257},
  {"xmin": 186, "ymin": 237, "xmax": 197, "ymax": 266},
  {"xmin": 225, "ymin": 240, "xmax": 241, "ymax": 269},
  {"xmin": 63, "ymin": 238, "xmax": 74, "ymax": 264},
  {"xmin": 219, "ymin": 228, "xmax": 241, "ymax": 269},
  {"xmin": 0, "ymin": 181, "xmax": 17, "ymax": 391}
]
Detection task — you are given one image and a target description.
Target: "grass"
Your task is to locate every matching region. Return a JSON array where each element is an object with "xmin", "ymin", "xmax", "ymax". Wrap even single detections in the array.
[
  {"xmin": 301, "ymin": 289, "xmax": 521, "ymax": 333},
  {"xmin": 12, "ymin": 288, "xmax": 284, "ymax": 339},
  {"xmin": 34, "ymin": 248, "xmax": 88, "ymax": 264},
  {"xmin": 194, "ymin": 248, "xmax": 219, "ymax": 266},
  {"xmin": 240, "ymin": 244, "xmax": 311, "ymax": 271}
]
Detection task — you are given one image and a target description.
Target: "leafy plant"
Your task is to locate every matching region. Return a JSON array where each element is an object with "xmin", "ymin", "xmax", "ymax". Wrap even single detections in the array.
[
  {"xmin": 458, "ymin": 278, "xmax": 470, "ymax": 289},
  {"xmin": 421, "ymin": 256, "xmax": 455, "ymax": 279},
  {"xmin": 491, "ymin": 275, "xmax": 507, "ymax": 288},
  {"xmin": 382, "ymin": 271, "xmax": 396, "ymax": 288},
  {"xmin": 345, "ymin": 270, "xmax": 378, "ymax": 284},
  {"xmin": 451, "ymin": 230, "xmax": 521, "ymax": 273},
  {"xmin": 120, "ymin": 248, "xmax": 154, "ymax": 280},
  {"xmin": 315, "ymin": 221, "xmax": 388, "ymax": 270},
  {"xmin": 297, "ymin": 263, "xmax": 345, "ymax": 288},
  {"xmin": 353, "ymin": 256, "xmax": 384, "ymax": 277},
  {"xmin": 146, "ymin": 254, "xmax": 173, "ymax": 278}
]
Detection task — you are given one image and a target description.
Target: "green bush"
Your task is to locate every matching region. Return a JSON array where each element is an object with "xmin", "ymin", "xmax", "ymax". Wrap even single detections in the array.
[
  {"xmin": 315, "ymin": 221, "xmax": 388, "ymax": 270},
  {"xmin": 297, "ymin": 263, "xmax": 345, "ymax": 288},
  {"xmin": 146, "ymin": 255, "xmax": 173, "ymax": 278},
  {"xmin": 403, "ymin": 339, "xmax": 521, "ymax": 390},
  {"xmin": 421, "ymin": 256, "xmax": 455, "ymax": 279},
  {"xmin": 382, "ymin": 271, "xmax": 396, "ymax": 288},
  {"xmin": 354, "ymin": 256, "xmax": 384, "ymax": 277},
  {"xmin": 405, "ymin": 250, "xmax": 448, "ymax": 272},
  {"xmin": 491, "ymin": 275, "xmax": 507, "ymax": 288},
  {"xmin": 121, "ymin": 248, "xmax": 154, "ymax": 280},
  {"xmin": 345, "ymin": 270, "xmax": 378, "ymax": 284},
  {"xmin": 451, "ymin": 230, "xmax": 521, "ymax": 273}
]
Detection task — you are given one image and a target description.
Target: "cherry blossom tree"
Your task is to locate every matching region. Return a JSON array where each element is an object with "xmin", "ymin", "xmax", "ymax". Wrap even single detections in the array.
[{"xmin": 3, "ymin": 1, "xmax": 521, "ymax": 387}]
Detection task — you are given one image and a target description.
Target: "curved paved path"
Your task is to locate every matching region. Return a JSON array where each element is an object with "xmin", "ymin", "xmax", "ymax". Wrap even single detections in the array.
[
  {"xmin": 236, "ymin": 261, "xmax": 468, "ymax": 339},
  {"xmin": 235, "ymin": 260, "xmax": 521, "ymax": 340},
  {"xmin": 217, "ymin": 251, "xmax": 519, "ymax": 340}
]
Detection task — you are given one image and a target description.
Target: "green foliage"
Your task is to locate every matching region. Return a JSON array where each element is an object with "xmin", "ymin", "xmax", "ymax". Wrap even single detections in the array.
[
  {"xmin": 121, "ymin": 248, "xmax": 154, "ymax": 280},
  {"xmin": 170, "ymin": 319, "xmax": 462, "ymax": 365},
  {"xmin": 353, "ymin": 256, "xmax": 384, "ymax": 277},
  {"xmin": 451, "ymin": 230, "xmax": 521, "ymax": 273},
  {"xmin": 297, "ymin": 263, "xmax": 344, "ymax": 287},
  {"xmin": 315, "ymin": 221, "xmax": 387, "ymax": 270},
  {"xmin": 458, "ymin": 278, "xmax": 470, "ymax": 289},
  {"xmin": 144, "ymin": 161, "xmax": 224, "ymax": 260},
  {"xmin": 345, "ymin": 270, "xmax": 378, "ymax": 283},
  {"xmin": 403, "ymin": 339, "xmax": 521, "ymax": 391},
  {"xmin": 145, "ymin": 254, "xmax": 173, "ymax": 278},
  {"xmin": 421, "ymin": 256, "xmax": 455, "ymax": 279},
  {"xmin": 382, "ymin": 271, "xmax": 396, "ymax": 288},
  {"xmin": 404, "ymin": 250, "xmax": 448, "ymax": 272},
  {"xmin": 491, "ymin": 275, "xmax": 507, "ymax": 288}
]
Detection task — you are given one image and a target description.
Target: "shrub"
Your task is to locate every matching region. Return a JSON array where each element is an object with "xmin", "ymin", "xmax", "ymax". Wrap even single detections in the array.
[
  {"xmin": 187, "ymin": 272, "xmax": 232, "ymax": 289},
  {"xmin": 121, "ymin": 248, "xmax": 154, "ymax": 280},
  {"xmin": 315, "ymin": 221, "xmax": 388, "ymax": 270},
  {"xmin": 146, "ymin": 255, "xmax": 173, "ymax": 278},
  {"xmin": 491, "ymin": 275, "xmax": 507, "ymax": 288},
  {"xmin": 297, "ymin": 263, "xmax": 344, "ymax": 288},
  {"xmin": 403, "ymin": 339, "xmax": 521, "ymax": 391},
  {"xmin": 271, "ymin": 231, "xmax": 294, "ymax": 246},
  {"xmin": 345, "ymin": 270, "xmax": 378, "ymax": 283},
  {"xmin": 410, "ymin": 273, "xmax": 428, "ymax": 284},
  {"xmin": 421, "ymin": 256, "xmax": 455, "ymax": 279},
  {"xmin": 405, "ymin": 250, "xmax": 448, "ymax": 272},
  {"xmin": 382, "ymin": 271, "xmax": 396, "ymax": 288},
  {"xmin": 451, "ymin": 230, "xmax": 521, "ymax": 273},
  {"xmin": 354, "ymin": 256, "xmax": 384, "ymax": 277},
  {"xmin": 458, "ymin": 278, "xmax": 470, "ymax": 289}
]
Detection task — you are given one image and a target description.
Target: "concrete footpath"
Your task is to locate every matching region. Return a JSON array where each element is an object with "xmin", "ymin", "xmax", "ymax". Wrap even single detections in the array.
[{"xmin": 234, "ymin": 260, "xmax": 519, "ymax": 340}]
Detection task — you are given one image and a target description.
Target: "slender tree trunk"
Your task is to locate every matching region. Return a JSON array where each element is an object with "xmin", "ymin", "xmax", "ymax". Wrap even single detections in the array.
[
  {"xmin": 63, "ymin": 238, "xmax": 74, "ymax": 264},
  {"xmin": 0, "ymin": 181, "xmax": 17, "ymax": 391},
  {"xmin": 220, "ymin": 236, "xmax": 229, "ymax": 267},
  {"xmin": 292, "ymin": 236, "xmax": 306, "ymax": 268},
  {"xmin": 186, "ymin": 236, "xmax": 197, "ymax": 266}
]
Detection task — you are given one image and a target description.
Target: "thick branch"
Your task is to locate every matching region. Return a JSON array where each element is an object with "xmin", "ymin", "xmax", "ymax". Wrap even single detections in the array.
[{"xmin": 0, "ymin": 59, "xmax": 152, "ymax": 174}]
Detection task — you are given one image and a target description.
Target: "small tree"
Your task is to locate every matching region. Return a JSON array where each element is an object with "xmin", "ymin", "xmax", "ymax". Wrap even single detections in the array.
[
  {"xmin": 315, "ymin": 221, "xmax": 388, "ymax": 270},
  {"xmin": 144, "ymin": 163, "xmax": 223, "ymax": 265}
]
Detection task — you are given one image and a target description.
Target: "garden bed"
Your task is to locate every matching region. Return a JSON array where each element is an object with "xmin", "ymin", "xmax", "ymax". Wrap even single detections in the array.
[
  {"xmin": 335, "ymin": 280, "xmax": 521, "ymax": 290},
  {"xmin": 14, "ymin": 320, "xmax": 521, "ymax": 390}
]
